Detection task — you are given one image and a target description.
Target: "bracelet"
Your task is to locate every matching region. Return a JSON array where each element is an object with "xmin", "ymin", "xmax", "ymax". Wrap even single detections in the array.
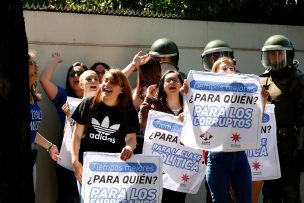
[{"xmin": 47, "ymin": 143, "xmax": 54, "ymax": 152}]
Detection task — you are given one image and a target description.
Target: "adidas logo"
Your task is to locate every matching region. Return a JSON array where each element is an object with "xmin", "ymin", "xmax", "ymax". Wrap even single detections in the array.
[{"xmin": 89, "ymin": 116, "xmax": 120, "ymax": 143}]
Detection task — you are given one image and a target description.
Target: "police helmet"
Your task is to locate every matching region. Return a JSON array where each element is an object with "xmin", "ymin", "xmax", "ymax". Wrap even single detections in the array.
[
  {"xmin": 149, "ymin": 38, "xmax": 179, "ymax": 66},
  {"xmin": 261, "ymin": 35, "xmax": 295, "ymax": 71},
  {"xmin": 201, "ymin": 40, "xmax": 234, "ymax": 71}
]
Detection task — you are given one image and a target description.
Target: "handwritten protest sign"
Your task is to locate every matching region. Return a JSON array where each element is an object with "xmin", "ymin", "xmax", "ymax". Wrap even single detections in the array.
[
  {"xmin": 246, "ymin": 104, "xmax": 281, "ymax": 180},
  {"xmin": 143, "ymin": 110, "xmax": 205, "ymax": 194},
  {"xmin": 181, "ymin": 70, "xmax": 262, "ymax": 151},
  {"xmin": 57, "ymin": 96, "xmax": 82, "ymax": 170},
  {"xmin": 82, "ymin": 152, "xmax": 162, "ymax": 203}
]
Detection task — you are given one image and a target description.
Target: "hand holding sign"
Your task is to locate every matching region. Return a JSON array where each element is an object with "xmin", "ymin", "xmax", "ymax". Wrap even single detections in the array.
[{"xmin": 120, "ymin": 145, "xmax": 133, "ymax": 161}]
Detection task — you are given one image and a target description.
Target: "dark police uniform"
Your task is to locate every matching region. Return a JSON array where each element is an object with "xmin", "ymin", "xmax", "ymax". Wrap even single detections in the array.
[{"xmin": 260, "ymin": 64, "xmax": 304, "ymax": 203}]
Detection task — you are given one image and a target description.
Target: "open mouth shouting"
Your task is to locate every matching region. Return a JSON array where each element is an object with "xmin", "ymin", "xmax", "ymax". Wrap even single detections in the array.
[
  {"xmin": 73, "ymin": 79, "xmax": 79, "ymax": 86},
  {"xmin": 89, "ymin": 84, "xmax": 98, "ymax": 91},
  {"xmin": 102, "ymin": 86, "xmax": 113, "ymax": 96}
]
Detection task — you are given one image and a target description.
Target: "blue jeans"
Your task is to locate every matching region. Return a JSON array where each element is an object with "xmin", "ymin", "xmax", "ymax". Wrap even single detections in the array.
[{"xmin": 206, "ymin": 151, "xmax": 252, "ymax": 203}]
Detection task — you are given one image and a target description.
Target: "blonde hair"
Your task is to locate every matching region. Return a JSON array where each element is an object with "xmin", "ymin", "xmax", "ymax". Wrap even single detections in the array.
[
  {"xmin": 211, "ymin": 57, "xmax": 236, "ymax": 73},
  {"xmin": 29, "ymin": 50, "xmax": 42, "ymax": 102},
  {"xmin": 28, "ymin": 50, "xmax": 37, "ymax": 59},
  {"xmin": 79, "ymin": 70, "xmax": 99, "ymax": 83}
]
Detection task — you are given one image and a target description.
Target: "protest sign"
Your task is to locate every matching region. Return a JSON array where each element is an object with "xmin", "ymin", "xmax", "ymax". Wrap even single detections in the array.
[
  {"xmin": 181, "ymin": 70, "xmax": 262, "ymax": 151},
  {"xmin": 82, "ymin": 152, "xmax": 162, "ymax": 203},
  {"xmin": 143, "ymin": 110, "xmax": 205, "ymax": 194},
  {"xmin": 246, "ymin": 104, "xmax": 281, "ymax": 180},
  {"xmin": 57, "ymin": 96, "xmax": 82, "ymax": 170}
]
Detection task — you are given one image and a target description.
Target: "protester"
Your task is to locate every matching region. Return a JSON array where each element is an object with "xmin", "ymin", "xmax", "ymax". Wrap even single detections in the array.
[
  {"xmin": 206, "ymin": 57, "xmax": 252, "ymax": 202},
  {"xmin": 123, "ymin": 54, "xmax": 161, "ymax": 110},
  {"xmin": 61, "ymin": 70, "xmax": 100, "ymax": 116},
  {"xmin": 70, "ymin": 69, "xmax": 139, "ymax": 200},
  {"xmin": 139, "ymin": 70, "xmax": 186, "ymax": 203},
  {"xmin": 28, "ymin": 50, "xmax": 61, "ymax": 191},
  {"xmin": 200, "ymin": 39, "xmax": 235, "ymax": 203},
  {"xmin": 179, "ymin": 57, "xmax": 253, "ymax": 202},
  {"xmin": 122, "ymin": 52, "xmax": 161, "ymax": 154},
  {"xmin": 39, "ymin": 52, "xmax": 88, "ymax": 203},
  {"xmin": 89, "ymin": 61, "xmax": 110, "ymax": 83},
  {"xmin": 59, "ymin": 70, "xmax": 100, "ymax": 170}
]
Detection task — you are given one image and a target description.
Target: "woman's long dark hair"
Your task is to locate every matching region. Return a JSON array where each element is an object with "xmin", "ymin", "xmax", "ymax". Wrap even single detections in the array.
[
  {"xmin": 90, "ymin": 62, "xmax": 110, "ymax": 71},
  {"xmin": 156, "ymin": 70, "xmax": 184, "ymax": 107},
  {"xmin": 65, "ymin": 62, "xmax": 88, "ymax": 97},
  {"xmin": 136, "ymin": 58, "xmax": 161, "ymax": 99}
]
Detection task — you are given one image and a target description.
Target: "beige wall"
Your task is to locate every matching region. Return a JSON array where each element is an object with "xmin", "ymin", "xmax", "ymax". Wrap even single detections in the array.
[{"xmin": 24, "ymin": 11, "xmax": 304, "ymax": 203}]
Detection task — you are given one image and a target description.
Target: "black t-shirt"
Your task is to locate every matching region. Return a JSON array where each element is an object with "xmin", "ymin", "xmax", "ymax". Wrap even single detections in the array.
[{"xmin": 72, "ymin": 97, "xmax": 140, "ymax": 163}]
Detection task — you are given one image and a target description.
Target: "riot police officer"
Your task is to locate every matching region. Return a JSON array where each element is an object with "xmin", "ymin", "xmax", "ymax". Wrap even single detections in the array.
[
  {"xmin": 260, "ymin": 34, "xmax": 304, "ymax": 202},
  {"xmin": 201, "ymin": 39, "xmax": 234, "ymax": 71},
  {"xmin": 148, "ymin": 37, "xmax": 187, "ymax": 79}
]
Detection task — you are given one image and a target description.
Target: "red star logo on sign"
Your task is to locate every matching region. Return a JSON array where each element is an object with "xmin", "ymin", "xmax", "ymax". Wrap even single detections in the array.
[
  {"xmin": 181, "ymin": 174, "xmax": 189, "ymax": 183},
  {"xmin": 252, "ymin": 161, "xmax": 261, "ymax": 171},
  {"xmin": 231, "ymin": 132, "xmax": 241, "ymax": 143}
]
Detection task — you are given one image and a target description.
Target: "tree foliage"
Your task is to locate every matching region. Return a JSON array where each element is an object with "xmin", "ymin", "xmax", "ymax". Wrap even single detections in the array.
[
  {"xmin": 23, "ymin": 0, "xmax": 304, "ymax": 25},
  {"xmin": 1, "ymin": 1, "xmax": 34, "ymax": 202}
]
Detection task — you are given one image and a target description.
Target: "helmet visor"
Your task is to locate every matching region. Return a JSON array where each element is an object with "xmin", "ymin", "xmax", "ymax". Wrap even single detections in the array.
[
  {"xmin": 262, "ymin": 50, "xmax": 287, "ymax": 71},
  {"xmin": 202, "ymin": 52, "xmax": 232, "ymax": 71},
  {"xmin": 154, "ymin": 56, "xmax": 172, "ymax": 64}
]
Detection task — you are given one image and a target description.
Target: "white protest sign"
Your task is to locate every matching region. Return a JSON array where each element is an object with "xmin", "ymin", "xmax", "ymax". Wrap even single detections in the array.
[
  {"xmin": 246, "ymin": 104, "xmax": 281, "ymax": 180},
  {"xmin": 181, "ymin": 70, "xmax": 262, "ymax": 151},
  {"xmin": 82, "ymin": 152, "xmax": 163, "ymax": 203},
  {"xmin": 143, "ymin": 110, "xmax": 205, "ymax": 194},
  {"xmin": 57, "ymin": 96, "xmax": 82, "ymax": 170}
]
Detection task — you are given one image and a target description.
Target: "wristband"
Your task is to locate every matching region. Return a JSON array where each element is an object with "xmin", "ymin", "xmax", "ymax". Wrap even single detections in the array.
[{"xmin": 47, "ymin": 143, "xmax": 54, "ymax": 152}]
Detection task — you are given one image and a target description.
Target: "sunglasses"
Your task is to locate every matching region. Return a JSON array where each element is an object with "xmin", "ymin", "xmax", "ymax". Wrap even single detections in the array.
[
  {"xmin": 69, "ymin": 70, "xmax": 84, "ymax": 77},
  {"xmin": 29, "ymin": 60, "xmax": 37, "ymax": 66},
  {"xmin": 165, "ymin": 78, "xmax": 180, "ymax": 84}
]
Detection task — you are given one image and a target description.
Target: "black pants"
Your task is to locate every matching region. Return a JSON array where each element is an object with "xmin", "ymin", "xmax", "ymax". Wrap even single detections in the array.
[
  {"xmin": 56, "ymin": 164, "xmax": 79, "ymax": 203},
  {"xmin": 162, "ymin": 188, "xmax": 186, "ymax": 203},
  {"xmin": 134, "ymin": 136, "xmax": 144, "ymax": 154},
  {"xmin": 262, "ymin": 132, "xmax": 301, "ymax": 203}
]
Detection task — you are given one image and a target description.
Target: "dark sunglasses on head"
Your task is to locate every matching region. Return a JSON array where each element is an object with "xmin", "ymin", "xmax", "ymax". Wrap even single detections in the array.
[
  {"xmin": 29, "ymin": 60, "xmax": 37, "ymax": 66},
  {"xmin": 69, "ymin": 70, "xmax": 84, "ymax": 77},
  {"xmin": 72, "ymin": 62, "xmax": 83, "ymax": 67}
]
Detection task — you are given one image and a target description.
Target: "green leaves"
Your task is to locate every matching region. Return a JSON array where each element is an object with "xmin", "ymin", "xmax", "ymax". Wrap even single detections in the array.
[{"xmin": 22, "ymin": 0, "xmax": 304, "ymax": 25}]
